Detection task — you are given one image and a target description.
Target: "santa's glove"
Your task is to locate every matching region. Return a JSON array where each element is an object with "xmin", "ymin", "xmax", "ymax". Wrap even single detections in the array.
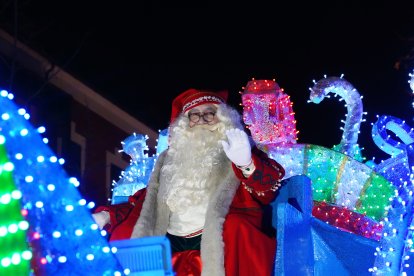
[
  {"xmin": 92, "ymin": 211, "xmax": 110, "ymax": 230},
  {"xmin": 220, "ymin": 128, "xmax": 252, "ymax": 167}
]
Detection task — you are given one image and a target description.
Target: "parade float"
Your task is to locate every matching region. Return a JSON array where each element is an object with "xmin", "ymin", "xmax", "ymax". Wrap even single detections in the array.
[{"xmin": 1, "ymin": 70, "xmax": 414, "ymax": 275}]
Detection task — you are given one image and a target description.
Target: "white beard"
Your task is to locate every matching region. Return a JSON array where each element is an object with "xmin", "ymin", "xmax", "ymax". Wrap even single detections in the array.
[
  {"xmin": 159, "ymin": 103, "xmax": 245, "ymax": 214},
  {"xmin": 159, "ymin": 120, "xmax": 229, "ymax": 213}
]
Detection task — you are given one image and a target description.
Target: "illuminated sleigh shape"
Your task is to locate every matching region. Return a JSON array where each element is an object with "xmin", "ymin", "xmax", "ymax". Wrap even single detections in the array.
[{"xmin": 242, "ymin": 77, "xmax": 414, "ymax": 275}]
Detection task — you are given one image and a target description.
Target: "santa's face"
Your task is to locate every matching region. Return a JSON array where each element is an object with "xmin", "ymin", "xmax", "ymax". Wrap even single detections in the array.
[
  {"xmin": 186, "ymin": 104, "xmax": 219, "ymax": 130},
  {"xmin": 160, "ymin": 103, "xmax": 244, "ymax": 212}
]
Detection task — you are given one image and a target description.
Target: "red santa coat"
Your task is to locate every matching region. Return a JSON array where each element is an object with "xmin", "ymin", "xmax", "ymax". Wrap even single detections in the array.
[{"xmin": 96, "ymin": 147, "xmax": 285, "ymax": 276}]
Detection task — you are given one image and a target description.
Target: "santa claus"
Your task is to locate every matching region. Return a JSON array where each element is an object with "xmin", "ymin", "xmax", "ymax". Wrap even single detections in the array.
[{"xmin": 93, "ymin": 88, "xmax": 285, "ymax": 276}]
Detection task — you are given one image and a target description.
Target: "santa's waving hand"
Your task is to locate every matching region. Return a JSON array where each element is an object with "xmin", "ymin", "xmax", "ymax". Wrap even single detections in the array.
[{"xmin": 220, "ymin": 128, "xmax": 252, "ymax": 167}]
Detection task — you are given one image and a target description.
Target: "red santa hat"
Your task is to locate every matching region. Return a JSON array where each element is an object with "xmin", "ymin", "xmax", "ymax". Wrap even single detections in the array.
[{"xmin": 170, "ymin": 88, "xmax": 228, "ymax": 123}]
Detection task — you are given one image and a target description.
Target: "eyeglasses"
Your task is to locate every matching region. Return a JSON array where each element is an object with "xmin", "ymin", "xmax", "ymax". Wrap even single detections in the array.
[{"xmin": 188, "ymin": 111, "xmax": 216, "ymax": 123}]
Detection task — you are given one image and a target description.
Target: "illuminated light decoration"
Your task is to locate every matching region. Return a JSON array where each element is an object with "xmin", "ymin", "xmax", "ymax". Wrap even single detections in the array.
[
  {"xmin": 0, "ymin": 89, "xmax": 123, "ymax": 274},
  {"xmin": 309, "ymin": 75, "xmax": 364, "ymax": 158},
  {"xmin": 241, "ymin": 78, "xmax": 297, "ymax": 146},
  {"xmin": 409, "ymin": 69, "xmax": 414, "ymax": 109},
  {"xmin": 240, "ymin": 77, "xmax": 414, "ymax": 274},
  {"xmin": 371, "ymin": 115, "xmax": 413, "ymax": 189},
  {"xmin": 371, "ymin": 141, "xmax": 414, "ymax": 275},
  {"xmin": 267, "ymin": 144, "xmax": 393, "ymax": 221},
  {"xmin": 368, "ymin": 112, "xmax": 414, "ymax": 274},
  {"xmin": 111, "ymin": 128, "xmax": 169, "ymax": 204},
  {"xmin": 0, "ymin": 138, "xmax": 31, "ymax": 274},
  {"xmin": 111, "ymin": 133, "xmax": 154, "ymax": 204},
  {"xmin": 372, "ymin": 115, "xmax": 413, "ymax": 158},
  {"xmin": 236, "ymin": 75, "xmax": 414, "ymax": 274},
  {"xmin": 312, "ymin": 201, "xmax": 383, "ymax": 240},
  {"xmin": 155, "ymin": 128, "xmax": 169, "ymax": 155},
  {"xmin": 241, "ymin": 78, "xmax": 393, "ymax": 222}
]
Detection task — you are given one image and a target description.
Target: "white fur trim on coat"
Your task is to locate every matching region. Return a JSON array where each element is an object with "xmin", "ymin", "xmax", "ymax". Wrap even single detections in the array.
[{"xmin": 131, "ymin": 150, "xmax": 240, "ymax": 275}]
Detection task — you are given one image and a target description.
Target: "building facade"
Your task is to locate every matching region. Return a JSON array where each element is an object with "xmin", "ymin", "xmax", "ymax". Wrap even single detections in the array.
[{"xmin": 0, "ymin": 28, "xmax": 158, "ymax": 208}]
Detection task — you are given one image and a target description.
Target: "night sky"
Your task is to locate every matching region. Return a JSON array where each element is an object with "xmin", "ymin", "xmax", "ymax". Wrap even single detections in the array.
[{"xmin": 0, "ymin": 1, "xmax": 414, "ymax": 161}]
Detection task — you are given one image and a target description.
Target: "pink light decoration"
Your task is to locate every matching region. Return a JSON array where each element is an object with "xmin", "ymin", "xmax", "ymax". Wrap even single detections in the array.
[
  {"xmin": 241, "ymin": 79, "xmax": 297, "ymax": 147},
  {"xmin": 312, "ymin": 201, "xmax": 383, "ymax": 241}
]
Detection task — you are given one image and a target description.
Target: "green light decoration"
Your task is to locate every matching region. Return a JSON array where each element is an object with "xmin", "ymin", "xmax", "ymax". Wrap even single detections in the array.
[
  {"xmin": 305, "ymin": 145, "xmax": 343, "ymax": 202},
  {"xmin": 0, "ymin": 143, "xmax": 32, "ymax": 275},
  {"xmin": 355, "ymin": 173, "xmax": 394, "ymax": 221},
  {"xmin": 269, "ymin": 144, "xmax": 394, "ymax": 221}
]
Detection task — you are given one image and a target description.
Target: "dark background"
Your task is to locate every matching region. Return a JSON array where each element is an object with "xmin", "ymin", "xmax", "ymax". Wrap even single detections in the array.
[{"xmin": 0, "ymin": 1, "xmax": 413, "ymax": 162}]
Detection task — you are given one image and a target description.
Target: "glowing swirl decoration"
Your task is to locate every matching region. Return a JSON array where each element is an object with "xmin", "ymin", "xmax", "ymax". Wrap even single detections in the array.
[
  {"xmin": 371, "ymin": 115, "xmax": 413, "ymax": 189},
  {"xmin": 309, "ymin": 75, "xmax": 365, "ymax": 158},
  {"xmin": 372, "ymin": 115, "xmax": 414, "ymax": 157},
  {"xmin": 369, "ymin": 114, "xmax": 414, "ymax": 275}
]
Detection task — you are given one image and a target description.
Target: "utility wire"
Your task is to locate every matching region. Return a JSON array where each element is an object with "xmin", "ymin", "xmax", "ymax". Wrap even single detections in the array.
[{"xmin": 24, "ymin": 29, "xmax": 92, "ymax": 107}]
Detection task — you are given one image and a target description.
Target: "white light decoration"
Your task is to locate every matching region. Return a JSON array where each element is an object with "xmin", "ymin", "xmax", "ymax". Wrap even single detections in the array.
[
  {"xmin": 37, "ymin": 126, "xmax": 46, "ymax": 133},
  {"xmin": 3, "ymin": 162, "xmax": 14, "ymax": 171},
  {"xmin": 11, "ymin": 190, "xmax": 22, "ymax": 199},
  {"xmin": 0, "ymin": 89, "xmax": 8, "ymax": 97},
  {"xmin": 309, "ymin": 75, "xmax": 364, "ymax": 158},
  {"xmin": 17, "ymin": 108, "xmax": 26, "ymax": 115},
  {"xmin": 37, "ymin": 156, "xmax": 45, "ymax": 162},
  {"xmin": 19, "ymin": 129, "xmax": 28, "ymax": 136},
  {"xmin": 1, "ymin": 113, "xmax": 10, "ymax": 120},
  {"xmin": 46, "ymin": 184, "xmax": 55, "ymax": 191},
  {"xmin": 409, "ymin": 69, "xmax": 414, "ymax": 93},
  {"xmin": 58, "ymin": 256, "xmax": 67, "ymax": 263},
  {"xmin": 8, "ymin": 224, "xmax": 18, "ymax": 233},
  {"xmin": 11, "ymin": 253, "xmax": 21, "ymax": 265},
  {"xmin": 69, "ymin": 177, "xmax": 80, "ymax": 187}
]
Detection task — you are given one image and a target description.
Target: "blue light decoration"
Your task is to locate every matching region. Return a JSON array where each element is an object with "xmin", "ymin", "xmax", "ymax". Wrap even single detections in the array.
[
  {"xmin": 0, "ymin": 89, "xmax": 124, "ymax": 275},
  {"xmin": 409, "ymin": 69, "xmax": 414, "ymax": 110},
  {"xmin": 110, "ymin": 129, "xmax": 169, "ymax": 204},
  {"xmin": 111, "ymin": 133, "xmax": 154, "ymax": 204},
  {"xmin": 367, "ymin": 69, "xmax": 414, "ymax": 275}
]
